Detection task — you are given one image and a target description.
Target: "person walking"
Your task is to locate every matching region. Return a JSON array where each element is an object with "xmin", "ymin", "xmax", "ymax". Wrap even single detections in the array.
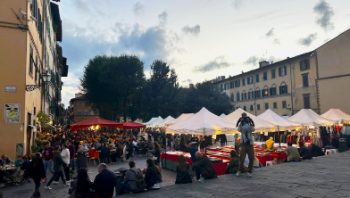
[
  {"xmin": 93, "ymin": 163, "xmax": 116, "ymax": 198},
  {"xmin": 236, "ymin": 112, "xmax": 255, "ymax": 177},
  {"xmin": 46, "ymin": 147, "xmax": 67, "ymax": 189},
  {"xmin": 29, "ymin": 153, "xmax": 46, "ymax": 198},
  {"xmin": 42, "ymin": 143, "xmax": 53, "ymax": 175},
  {"xmin": 61, "ymin": 144, "xmax": 71, "ymax": 182}
]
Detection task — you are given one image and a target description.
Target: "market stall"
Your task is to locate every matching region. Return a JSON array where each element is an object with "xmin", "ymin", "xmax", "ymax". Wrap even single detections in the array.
[{"xmin": 70, "ymin": 116, "xmax": 122, "ymax": 131}]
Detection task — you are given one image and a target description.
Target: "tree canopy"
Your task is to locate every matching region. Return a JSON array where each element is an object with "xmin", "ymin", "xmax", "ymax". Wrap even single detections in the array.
[{"xmin": 81, "ymin": 55, "xmax": 232, "ymax": 121}]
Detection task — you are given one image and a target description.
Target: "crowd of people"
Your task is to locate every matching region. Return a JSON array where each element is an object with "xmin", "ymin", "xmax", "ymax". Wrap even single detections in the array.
[{"xmin": 0, "ymin": 113, "xmax": 345, "ymax": 198}]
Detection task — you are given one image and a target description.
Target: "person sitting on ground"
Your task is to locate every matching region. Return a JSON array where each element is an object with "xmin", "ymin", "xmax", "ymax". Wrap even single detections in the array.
[
  {"xmin": 226, "ymin": 150, "xmax": 240, "ymax": 174},
  {"xmin": 0, "ymin": 155, "xmax": 11, "ymax": 166},
  {"xmin": 93, "ymin": 163, "xmax": 117, "ymax": 198},
  {"xmin": 143, "ymin": 159, "xmax": 161, "ymax": 190},
  {"xmin": 285, "ymin": 142, "xmax": 301, "ymax": 162},
  {"xmin": 175, "ymin": 155, "xmax": 192, "ymax": 184},
  {"xmin": 298, "ymin": 141, "xmax": 312, "ymax": 160},
  {"xmin": 69, "ymin": 169, "xmax": 93, "ymax": 198},
  {"xmin": 310, "ymin": 143, "xmax": 325, "ymax": 157},
  {"xmin": 192, "ymin": 152, "xmax": 217, "ymax": 181},
  {"xmin": 123, "ymin": 161, "xmax": 145, "ymax": 193},
  {"xmin": 265, "ymin": 137, "xmax": 275, "ymax": 151}
]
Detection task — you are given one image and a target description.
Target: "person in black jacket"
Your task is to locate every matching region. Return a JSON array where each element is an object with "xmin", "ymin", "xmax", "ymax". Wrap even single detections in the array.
[
  {"xmin": 192, "ymin": 152, "xmax": 217, "ymax": 181},
  {"xmin": 29, "ymin": 153, "xmax": 46, "ymax": 198},
  {"xmin": 175, "ymin": 155, "xmax": 192, "ymax": 184},
  {"xmin": 46, "ymin": 147, "xmax": 66, "ymax": 189},
  {"xmin": 143, "ymin": 159, "xmax": 161, "ymax": 190},
  {"xmin": 93, "ymin": 163, "xmax": 116, "ymax": 198},
  {"xmin": 298, "ymin": 141, "xmax": 312, "ymax": 160},
  {"xmin": 69, "ymin": 169, "xmax": 93, "ymax": 198}
]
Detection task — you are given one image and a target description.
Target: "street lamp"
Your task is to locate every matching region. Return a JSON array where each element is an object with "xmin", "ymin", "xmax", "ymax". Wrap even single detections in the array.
[{"xmin": 25, "ymin": 72, "xmax": 51, "ymax": 92}]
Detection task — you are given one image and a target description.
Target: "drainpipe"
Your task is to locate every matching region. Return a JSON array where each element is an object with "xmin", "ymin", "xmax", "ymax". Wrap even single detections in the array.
[{"xmin": 289, "ymin": 61, "xmax": 294, "ymax": 115}]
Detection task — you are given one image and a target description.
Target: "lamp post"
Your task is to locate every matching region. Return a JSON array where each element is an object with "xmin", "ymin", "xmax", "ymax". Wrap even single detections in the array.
[{"xmin": 25, "ymin": 72, "xmax": 51, "ymax": 92}]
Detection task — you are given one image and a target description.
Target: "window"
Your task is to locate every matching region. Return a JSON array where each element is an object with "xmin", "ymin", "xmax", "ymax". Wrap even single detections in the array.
[
  {"xmin": 273, "ymin": 102, "xmax": 278, "ymax": 109},
  {"xmin": 257, "ymin": 104, "xmax": 260, "ymax": 111},
  {"xmin": 303, "ymin": 94, "xmax": 310, "ymax": 108},
  {"xmin": 271, "ymin": 69, "xmax": 276, "ymax": 79},
  {"xmin": 302, "ymin": 73, "xmax": 309, "ymax": 87},
  {"xmin": 242, "ymin": 78, "xmax": 246, "ymax": 86},
  {"xmin": 279, "ymin": 83, "xmax": 288, "ymax": 95},
  {"xmin": 243, "ymin": 106, "xmax": 247, "ymax": 111},
  {"xmin": 282, "ymin": 101, "xmax": 287, "ymax": 109},
  {"xmin": 236, "ymin": 92, "xmax": 240, "ymax": 101},
  {"xmin": 300, "ymin": 59, "xmax": 310, "ymax": 71},
  {"xmin": 247, "ymin": 76, "xmax": 253, "ymax": 85},
  {"xmin": 265, "ymin": 103, "xmax": 269, "ymax": 110},
  {"xmin": 250, "ymin": 105, "xmax": 254, "ymax": 111},
  {"xmin": 31, "ymin": 0, "xmax": 38, "ymax": 20},
  {"xmin": 247, "ymin": 77, "xmax": 250, "ymax": 85},
  {"xmin": 263, "ymin": 71, "xmax": 268, "ymax": 81},
  {"xmin": 256, "ymin": 74, "xmax": 260, "ymax": 82},
  {"xmin": 248, "ymin": 92, "xmax": 251, "ymax": 100},
  {"xmin": 262, "ymin": 87, "xmax": 269, "ymax": 97},
  {"xmin": 255, "ymin": 88, "xmax": 261, "ymax": 98},
  {"xmin": 235, "ymin": 80, "xmax": 240, "ymax": 87},
  {"xmin": 224, "ymin": 83, "xmax": 227, "ymax": 90},
  {"xmin": 230, "ymin": 93, "xmax": 234, "ymax": 102},
  {"xmin": 29, "ymin": 46, "xmax": 34, "ymax": 76},
  {"xmin": 270, "ymin": 85, "xmax": 277, "ymax": 96},
  {"xmin": 278, "ymin": 66, "xmax": 288, "ymax": 77}
]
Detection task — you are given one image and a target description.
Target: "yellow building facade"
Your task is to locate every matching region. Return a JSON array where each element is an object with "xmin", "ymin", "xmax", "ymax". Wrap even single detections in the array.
[
  {"xmin": 214, "ymin": 28, "xmax": 350, "ymax": 117},
  {"xmin": 315, "ymin": 29, "xmax": 350, "ymax": 114},
  {"xmin": 0, "ymin": 0, "xmax": 67, "ymax": 158}
]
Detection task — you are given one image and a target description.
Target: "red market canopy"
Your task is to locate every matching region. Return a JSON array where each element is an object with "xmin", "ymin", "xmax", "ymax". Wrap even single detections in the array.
[
  {"xmin": 122, "ymin": 121, "xmax": 145, "ymax": 129},
  {"xmin": 70, "ymin": 117, "xmax": 122, "ymax": 131}
]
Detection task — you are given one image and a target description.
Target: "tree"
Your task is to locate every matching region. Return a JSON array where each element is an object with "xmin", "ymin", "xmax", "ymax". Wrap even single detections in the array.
[
  {"xmin": 140, "ymin": 60, "xmax": 179, "ymax": 119},
  {"xmin": 81, "ymin": 55, "xmax": 145, "ymax": 120},
  {"xmin": 178, "ymin": 81, "xmax": 233, "ymax": 115}
]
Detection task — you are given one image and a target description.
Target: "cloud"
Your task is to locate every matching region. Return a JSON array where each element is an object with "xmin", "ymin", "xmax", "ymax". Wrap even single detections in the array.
[
  {"xmin": 313, "ymin": 0, "xmax": 334, "ymax": 31},
  {"xmin": 231, "ymin": 0, "xmax": 243, "ymax": 9},
  {"xmin": 182, "ymin": 25, "xmax": 201, "ymax": 36},
  {"xmin": 273, "ymin": 38, "xmax": 280, "ymax": 45},
  {"xmin": 158, "ymin": 11, "xmax": 168, "ymax": 26},
  {"xmin": 298, "ymin": 33, "xmax": 317, "ymax": 46},
  {"xmin": 194, "ymin": 56, "xmax": 232, "ymax": 73},
  {"xmin": 265, "ymin": 28, "xmax": 274, "ymax": 37},
  {"xmin": 133, "ymin": 2, "xmax": 144, "ymax": 15},
  {"xmin": 245, "ymin": 56, "xmax": 259, "ymax": 66}
]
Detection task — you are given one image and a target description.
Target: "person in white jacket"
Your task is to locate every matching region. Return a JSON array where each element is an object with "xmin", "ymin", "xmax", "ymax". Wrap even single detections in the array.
[{"xmin": 61, "ymin": 144, "xmax": 71, "ymax": 182}]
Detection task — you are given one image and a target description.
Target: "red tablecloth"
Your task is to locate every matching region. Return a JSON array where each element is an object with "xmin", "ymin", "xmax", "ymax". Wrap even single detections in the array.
[{"xmin": 160, "ymin": 152, "xmax": 228, "ymax": 175}]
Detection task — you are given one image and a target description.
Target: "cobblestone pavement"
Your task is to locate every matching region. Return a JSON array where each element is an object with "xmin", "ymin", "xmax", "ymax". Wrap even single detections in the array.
[{"xmin": 1, "ymin": 152, "xmax": 350, "ymax": 198}]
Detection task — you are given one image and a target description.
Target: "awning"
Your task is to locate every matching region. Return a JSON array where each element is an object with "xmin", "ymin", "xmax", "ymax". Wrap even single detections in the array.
[{"xmin": 70, "ymin": 116, "xmax": 122, "ymax": 131}]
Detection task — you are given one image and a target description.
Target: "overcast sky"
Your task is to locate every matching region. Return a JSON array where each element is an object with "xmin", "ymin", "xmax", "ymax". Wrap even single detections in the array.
[{"xmin": 60, "ymin": 0, "xmax": 350, "ymax": 106}]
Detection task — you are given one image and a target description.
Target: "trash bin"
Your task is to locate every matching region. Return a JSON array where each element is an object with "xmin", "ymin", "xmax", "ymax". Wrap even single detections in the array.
[{"xmin": 338, "ymin": 138, "xmax": 348, "ymax": 152}]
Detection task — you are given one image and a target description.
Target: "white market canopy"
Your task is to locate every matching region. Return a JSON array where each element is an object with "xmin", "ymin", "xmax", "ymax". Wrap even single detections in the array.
[
  {"xmin": 219, "ymin": 113, "xmax": 227, "ymax": 118},
  {"xmin": 167, "ymin": 107, "xmax": 236, "ymax": 135},
  {"xmin": 224, "ymin": 108, "xmax": 276, "ymax": 131},
  {"xmin": 144, "ymin": 116, "xmax": 164, "ymax": 128},
  {"xmin": 158, "ymin": 116, "xmax": 176, "ymax": 127},
  {"xmin": 168, "ymin": 113, "xmax": 194, "ymax": 126},
  {"xmin": 288, "ymin": 109, "xmax": 334, "ymax": 126},
  {"xmin": 258, "ymin": 109, "xmax": 300, "ymax": 130},
  {"xmin": 321, "ymin": 108, "xmax": 350, "ymax": 123}
]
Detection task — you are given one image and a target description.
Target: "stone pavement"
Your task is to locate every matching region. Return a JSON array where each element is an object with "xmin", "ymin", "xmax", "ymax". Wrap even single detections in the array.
[
  {"xmin": 124, "ymin": 151, "xmax": 350, "ymax": 198},
  {"xmin": 1, "ymin": 152, "xmax": 350, "ymax": 198}
]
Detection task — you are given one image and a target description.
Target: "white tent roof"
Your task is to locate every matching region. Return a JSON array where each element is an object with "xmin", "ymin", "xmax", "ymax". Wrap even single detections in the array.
[
  {"xmin": 167, "ymin": 107, "xmax": 236, "ymax": 135},
  {"xmin": 258, "ymin": 109, "xmax": 300, "ymax": 130},
  {"xmin": 224, "ymin": 108, "xmax": 276, "ymax": 131},
  {"xmin": 288, "ymin": 109, "xmax": 334, "ymax": 126},
  {"xmin": 321, "ymin": 108, "xmax": 350, "ymax": 123},
  {"xmin": 158, "ymin": 116, "xmax": 176, "ymax": 127},
  {"xmin": 169, "ymin": 113, "xmax": 194, "ymax": 125},
  {"xmin": 144, "ymin": 116, "xmax": 164, "ymax": 128}
]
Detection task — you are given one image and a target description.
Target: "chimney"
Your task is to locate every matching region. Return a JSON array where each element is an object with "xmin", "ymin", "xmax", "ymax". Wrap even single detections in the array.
[{"xmin": 259, "ymin": 61, "xmax": 270, "ymax": 68}]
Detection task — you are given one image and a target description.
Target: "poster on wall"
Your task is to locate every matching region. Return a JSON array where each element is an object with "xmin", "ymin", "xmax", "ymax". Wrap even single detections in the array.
[{"xmin": 4, "ymin": 103, "xmax": 20, "ymax": 123}]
